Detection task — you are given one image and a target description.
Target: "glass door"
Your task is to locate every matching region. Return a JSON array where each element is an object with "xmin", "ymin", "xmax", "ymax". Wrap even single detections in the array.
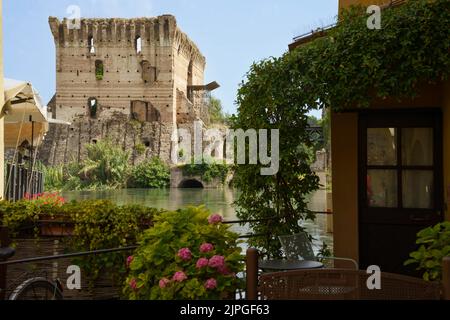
[{"xmin": 359, "ymin": 110, "xmax": 443, "ymax": 275}]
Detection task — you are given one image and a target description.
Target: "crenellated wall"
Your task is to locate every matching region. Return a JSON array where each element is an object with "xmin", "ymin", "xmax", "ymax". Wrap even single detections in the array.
[{"xmin": 41, "ymin": 15, "xmax": 209, "ymax": 165}]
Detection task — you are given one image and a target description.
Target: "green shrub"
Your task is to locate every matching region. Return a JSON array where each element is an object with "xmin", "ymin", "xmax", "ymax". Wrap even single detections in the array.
[
  {"xmin": 181, "ymin": 161, "xmax": 230, "ymax": 183},
  {"xmin": 43, "ymin": 165, "xmax": 65, "ymax": 191},
  {"xmin": 79, "ymin": 139, "xmax": 130, "ymax": 189},
  {"xmin": 66, "ymin": 200, "xmax": 158, "ymax": 290},
  {"xmin": 134, "ymin": 143, "xmax": 146, "ymax": 156},
  {"xmin": 0, "ymin": 197, "xmax": 159, "ymax": 294},
  {"xmin": 129, "ymin": 157, "xmax": 170, "ymax": 189},
  {"xmin": 124, "ymin": 206, "xmax": 244, "ymax": 300},
  {"xmin": 405, "ymin": 222, "xmax": 450, "ymax": 281}
]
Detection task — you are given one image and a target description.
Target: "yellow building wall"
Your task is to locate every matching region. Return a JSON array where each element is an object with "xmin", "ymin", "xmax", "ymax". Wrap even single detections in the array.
[
  {"xmin": 331, "ymin": 112, "xmax": 359, "ymax": 262},
  {"xmin": 0, "ymin": 0, "xmax": 4, "ymax": 200},
  {"xmin": 331, "ymin": 0, "xmax": 449, "ymax": 264},
  {"xmin": 331, "ymin": 82, "xmax": 450, "ymax": 263}
]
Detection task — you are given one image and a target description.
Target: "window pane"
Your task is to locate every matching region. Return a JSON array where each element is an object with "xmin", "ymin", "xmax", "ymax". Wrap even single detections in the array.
[
  {"xmin": 402, "ymin": 170, "xmax": 434, "ymax": 209},
  {"xmin": 367, "ymin": 170, "xmax": 398, "ymax": 208},
  {"xmin": 402, "ymin": 128, "xmax": 433, "ymax": 166},
  {"xmin": 367, "ymin": 128, "xmax": 397, "ymax": 165}
]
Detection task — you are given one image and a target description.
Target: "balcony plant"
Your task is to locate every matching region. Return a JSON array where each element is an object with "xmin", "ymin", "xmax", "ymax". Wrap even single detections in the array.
[
  {"xmin": 23, "ymin": 192, "xmax": 72, "ymax": 236},
  {"xmin": 405, "ymin": 221, "xmax": 450, "ymax": 281},
  {"xmin": 124, "ymin": 206, "xmax": 244, "ymax": 300}
]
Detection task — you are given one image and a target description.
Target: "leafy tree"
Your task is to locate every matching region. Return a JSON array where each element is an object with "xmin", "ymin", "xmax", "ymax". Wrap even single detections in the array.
[
  {"xmin": 232, "ymin": 0, "xmax": 450, "ymax": 258},
  {"xmin": 232, "ymin": 55, "xmax": 320, "ymax": 258},
  {"xmin": 209, "ymin": 96, "xmax": 231, "ymax": 125}
]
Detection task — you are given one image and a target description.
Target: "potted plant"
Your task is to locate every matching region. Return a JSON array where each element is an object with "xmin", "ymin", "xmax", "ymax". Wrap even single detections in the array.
[{"xmin": 23, "ymin": 193, "xmax": 74, "ymax": 237}]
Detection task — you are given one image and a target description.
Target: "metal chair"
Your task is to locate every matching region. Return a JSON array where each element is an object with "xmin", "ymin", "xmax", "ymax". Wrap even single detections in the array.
[{"xmin": 278, "ymin": 232, "xmax": 359, "ymax": 269}]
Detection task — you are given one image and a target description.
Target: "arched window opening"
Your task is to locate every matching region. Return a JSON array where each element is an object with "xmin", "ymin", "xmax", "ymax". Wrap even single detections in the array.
[
  {"xmin": 88, "ymin": 36, "xmax": 95, "ymax": 54},
  {"xmin": 187, "ymin": 61, "xmax": 193, "ymax": 102},
  {"xmin": 95, "ymin": 60, "xmax": 104, "ymax": 80},
  {"xmin": 135, "ymin": 36, "xmax": 142, "ymax": 54},
  {"xmin": 88, "ymin": 97, "xmax": 98, "ymax": 118}
]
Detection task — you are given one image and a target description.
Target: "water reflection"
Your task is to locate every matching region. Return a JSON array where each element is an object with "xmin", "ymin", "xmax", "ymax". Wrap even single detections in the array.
[
  {"xmin": 63, "ymin": 188, "xmax": 238, "ymax": 220},
  {"xmin": 62, "ymin": 188, "xmax": 333, "ymax": 251}
]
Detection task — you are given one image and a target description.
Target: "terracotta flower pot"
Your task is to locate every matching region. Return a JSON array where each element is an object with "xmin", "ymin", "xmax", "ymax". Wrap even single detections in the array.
[{"xmin": 39, "ymin": 215, "xmax": 75, "ymax": 237}]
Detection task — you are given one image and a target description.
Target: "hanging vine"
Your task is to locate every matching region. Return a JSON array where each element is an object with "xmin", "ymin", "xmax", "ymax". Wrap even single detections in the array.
[{"xmin": 232, "ymin": 0, "xmax": 450, "ymax": 258}]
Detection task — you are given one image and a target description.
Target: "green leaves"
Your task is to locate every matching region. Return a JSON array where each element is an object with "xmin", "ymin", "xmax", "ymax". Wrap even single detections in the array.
[
  {"xmin": 405, "ymin": 222, "xmax": 450, "ymax": 281},
  {"xmin": 0, "ymin": 199, "xmax": 159, "ymax": 297},
  {"xmin": 232, "ymin": 0, "xmax": 450, "ymax": 259},
  {"xmin": 128, "ymin": 157, "xmax": 170, "ymax": 189},
  {"xmin": 181, "ymin": 161, "xmax": 230, "ymax": 183},
  {"xmin": 124, "ymin": 207, "xmax": 244, "ymax": 300}
]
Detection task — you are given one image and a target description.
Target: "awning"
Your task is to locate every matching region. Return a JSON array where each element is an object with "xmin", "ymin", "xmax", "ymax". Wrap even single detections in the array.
[{"xmin": 3, "ymin": 79, "xmax": 49, "ymax": 148}]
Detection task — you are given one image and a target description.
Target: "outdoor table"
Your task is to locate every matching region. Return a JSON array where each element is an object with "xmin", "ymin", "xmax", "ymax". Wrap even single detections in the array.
[{"xmin": 259, "ymin": 259, "xmax": 324, "ymax": 271}]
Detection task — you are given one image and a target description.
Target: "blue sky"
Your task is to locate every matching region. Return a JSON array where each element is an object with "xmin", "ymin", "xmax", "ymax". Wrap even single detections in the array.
[{"xmin": 4, "ymin": 0, "xmax": 338, "ymax": 116}]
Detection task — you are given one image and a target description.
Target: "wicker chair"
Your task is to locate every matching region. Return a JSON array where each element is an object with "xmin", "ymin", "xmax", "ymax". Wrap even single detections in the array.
[
  {"xmin": 279, "ymin": 233, "xmax": 358, "ymax": 269},
  {"xmin": 246, "ymin": 248, "xmax": 450, "ymax": 300}
]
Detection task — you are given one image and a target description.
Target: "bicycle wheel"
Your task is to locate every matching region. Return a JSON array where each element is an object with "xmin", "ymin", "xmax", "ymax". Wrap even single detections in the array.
[{"xmin": 9, "ymin": 277, "xmax": 63, "ymax": 300}]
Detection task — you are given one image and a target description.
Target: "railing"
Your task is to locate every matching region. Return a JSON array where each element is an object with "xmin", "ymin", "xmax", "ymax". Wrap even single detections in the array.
[
  {"xmin": 224, "ymin": 211, "xmax": 332, "ymax": 239},
  {"xmin": 291, "ymin": 0, "xmax": 407, "ymax": 45},
  {"xmin": 4, "ymin": 163, "xmax": 44, "ymax": 202}
]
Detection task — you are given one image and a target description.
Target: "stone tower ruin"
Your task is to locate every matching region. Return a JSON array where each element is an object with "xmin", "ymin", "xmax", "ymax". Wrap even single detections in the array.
[{"xmin": 40, "ymin": 15, "xmax": 217, "ymax": 166}]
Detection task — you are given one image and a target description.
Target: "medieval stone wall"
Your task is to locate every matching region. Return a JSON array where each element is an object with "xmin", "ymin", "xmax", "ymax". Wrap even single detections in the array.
[{"xmin": 41, "ymin": 15, "xmax": 208, "ymax": 166}]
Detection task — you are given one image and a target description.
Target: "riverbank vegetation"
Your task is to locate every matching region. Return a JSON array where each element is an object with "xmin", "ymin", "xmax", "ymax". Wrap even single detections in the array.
[
  {"xmin": 43, "ymin": 140, "xmax": 171, "ymax": 191},
  {"xmin": 181, "ymin": 160, "xmax": 231, "ymax": 184}
]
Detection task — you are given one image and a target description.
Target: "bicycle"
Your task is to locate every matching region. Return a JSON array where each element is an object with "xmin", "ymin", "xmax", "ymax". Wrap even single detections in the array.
[{"xmin": 0, "ymin": 247, "xmax": 64, "ymax": 300}]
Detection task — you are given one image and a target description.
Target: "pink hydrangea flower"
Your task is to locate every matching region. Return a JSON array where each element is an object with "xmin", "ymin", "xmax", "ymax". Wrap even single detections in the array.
[
  {"xmin": 178, "ymin": 248, "xmax": 192, "ymax": 261},
  {"xmin": 196, "ymin": 258, "xmax": 209, "ymax": 269},
  {"xmin": 208, "ymin": 214, "xmax": 223, "ymax": 225},
  {"xmin": 200, "ymin": 243, "xmax": 214, "ymax": 253},
  {"xmin": 205, "ymin": 278, "xmax": 218, "ymax": 290},
  {"xmin": 129, "ymin": 278, "xmax": 138, "ymax": 291},
  {"xmin": 159, "ymin": 278, "xmax": 170, "ymax": 289},
  {"xmin": 208, "ymin": 255, "xmax": 225, "ymax": 269},
  {"xmin": 126, "ymin": 256, "xmax": 134, "ymax": 268},
  {"xmin": 218, "ymin": 265, "xmax": 231, "ymax": 275},
  {"xmin": 173, "ymin": 271, "xmax": 188, "ymax": 283}
]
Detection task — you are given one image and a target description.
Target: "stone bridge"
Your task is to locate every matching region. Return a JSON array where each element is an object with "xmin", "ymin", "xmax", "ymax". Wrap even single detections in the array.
[{"xmin": 170, "ymin": 167, "xmax": 232, "ymax": 189}]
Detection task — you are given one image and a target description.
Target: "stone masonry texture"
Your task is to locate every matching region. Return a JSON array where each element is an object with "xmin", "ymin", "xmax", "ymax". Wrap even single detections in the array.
[{"xmin": 40, "ymin": 15, "xmax": 210, "ymax": 166}]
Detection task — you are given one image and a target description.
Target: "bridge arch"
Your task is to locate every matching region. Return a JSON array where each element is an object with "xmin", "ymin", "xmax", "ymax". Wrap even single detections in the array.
[{"xmin": 178, "ymin": 179, "xmax": 204, "ymax": 189}]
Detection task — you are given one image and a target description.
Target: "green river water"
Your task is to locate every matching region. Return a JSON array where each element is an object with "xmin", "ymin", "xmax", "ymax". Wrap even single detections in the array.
[{"xmin": 61, "ymin": 188, "xmax": 333, "ymax": 251}]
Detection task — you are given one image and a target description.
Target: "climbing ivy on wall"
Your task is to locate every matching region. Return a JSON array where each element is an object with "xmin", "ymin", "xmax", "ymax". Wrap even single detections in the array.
[
  {"xmin": 181, "ymin": 161, "xmax": 230, "ymax": 183},
  {"xmin": 232, "ymin": 0, "xmax": 450, "ymax": 258}
]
